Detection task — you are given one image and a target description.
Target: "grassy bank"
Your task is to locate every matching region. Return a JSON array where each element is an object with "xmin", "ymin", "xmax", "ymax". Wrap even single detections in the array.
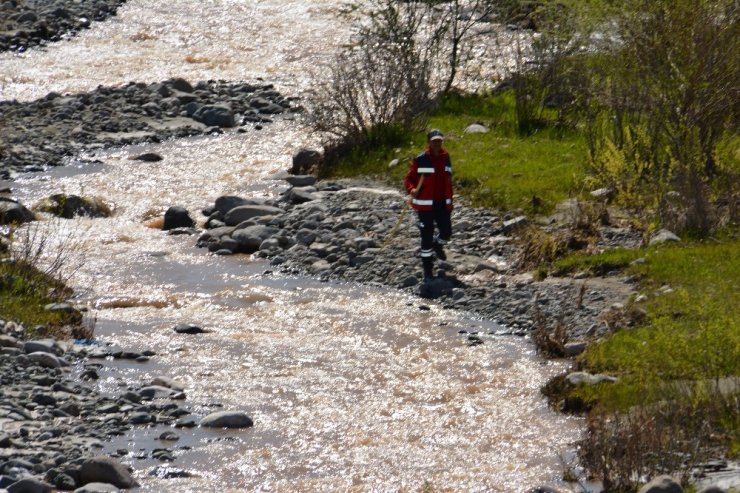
[
  {"xmin": 324, "ymin": 91, "xmax": 588, "ymax": 214},
  {"xmin": 0, "ymin": 254, "xmax": 82, "ymax": 336}
]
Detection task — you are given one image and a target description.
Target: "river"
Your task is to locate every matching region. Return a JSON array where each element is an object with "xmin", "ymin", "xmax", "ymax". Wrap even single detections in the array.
[{"xmin": 0, "ymin": 1, "xmax": 583, "ymax": 491}]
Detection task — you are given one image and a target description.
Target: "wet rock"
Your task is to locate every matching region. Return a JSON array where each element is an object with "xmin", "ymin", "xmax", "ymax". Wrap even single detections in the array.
[
  {"xmin": 35, "ymin": 194, "xmax": 111, "ymax": 219},
  {"xmin": 131, "ymin": 152, "xmax": 163, "ymax": 162},
  {"xmin": 173, "ymin": 323, "xmax": 206, "ymax": 335},
  {"xmin": 192, "ymin": 104, "xmax": 235, "ymax": 127},
  {"xmin": 637, "ymin": 475, "xmax": 683, "ymax": 493},
  {"xmin": 199, "ymin": 411, "xmax": 254, "ymax": 429},
  {"xmin": 79, "ymin": 457, "xmax": 139, "ymax": 489},
  {"xmin": 0, "ymin": 198, "xmax": 35, "ymax": 224},
  {"xmin": 291, "ymin": 148, "xmax": 322, "ymax": 175},
  {"xmin": 162, "ymin": 206, "xmax": 195, "ymax": 230}
]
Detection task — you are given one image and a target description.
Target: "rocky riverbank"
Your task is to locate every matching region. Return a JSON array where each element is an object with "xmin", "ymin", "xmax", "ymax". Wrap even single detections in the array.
[
  {"xmin": 0, "ymin": 77, "xmax": 298, "ymax": 179},
  {"xmin": 192, "ymin": 172, "xmax": 642, "ymax": 345},
  {"xmin": 0, "ymin": 0, "xmax": 127, "ymax": 53},
  {"xmin": 0, "ymin": 318, "xmax": 255, "ymax": 492}
]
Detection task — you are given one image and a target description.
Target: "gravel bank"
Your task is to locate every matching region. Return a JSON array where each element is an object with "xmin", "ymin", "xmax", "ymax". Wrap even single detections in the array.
[{"xmin": 0, "ymin": 0, "xmax": 127, "ymax": 53}]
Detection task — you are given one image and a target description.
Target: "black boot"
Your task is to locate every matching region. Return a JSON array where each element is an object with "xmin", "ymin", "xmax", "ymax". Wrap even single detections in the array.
[
  {"xmin": 423, "ymin": 259, "xmax": 434, "ymax": 280},
  {"xmin": 433, "ymin": 241, "xmax": 447, "ymax": 261}
]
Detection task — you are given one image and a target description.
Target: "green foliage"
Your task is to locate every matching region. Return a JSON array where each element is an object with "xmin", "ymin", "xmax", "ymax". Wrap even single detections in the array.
[
  {"xmin": 583, "ymin": 0, "xmax": 740, "ymax": 235},
  {"xmin": 575, "ymin": 240, "xmax": 740, "ymax": 410},
  {"xmin": 552, "ymin": 248, "xmax": 641, "ymax": 276},
  {"xmin": 324, "ymin": 90, "xmax": 589, "ymax": 214},
  {"xmin": 0, "ymin": 258, "xmax": 77, "ymax": 330}
]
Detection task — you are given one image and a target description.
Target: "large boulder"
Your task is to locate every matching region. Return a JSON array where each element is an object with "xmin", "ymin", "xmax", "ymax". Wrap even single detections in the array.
[
  {"xmin": 163, "ymin": 206, "xmax": 195, "ymax": 230},
  {"xmin": 0, "ymin": 198, "xmax": 35, "ymax": 224},
  {"xmin": 291, "ymin": 148, "xmax": 322, "ymax": 175},
  {"xmin": 223, "ymin": 205, "xmax": 283, "ymax": 226},
  {"xmin": 79, "ymin": 457, "xmax": 139, "ymax": 489},
  {"xmin": 35, "ymin": 194, "xmax": 111, "ymax": 219}
]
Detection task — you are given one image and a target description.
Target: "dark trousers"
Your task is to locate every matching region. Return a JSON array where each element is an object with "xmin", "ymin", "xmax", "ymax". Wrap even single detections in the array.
[{"xmin": 417, "ymin": 201, "xmax": 451, "ymax": 269}]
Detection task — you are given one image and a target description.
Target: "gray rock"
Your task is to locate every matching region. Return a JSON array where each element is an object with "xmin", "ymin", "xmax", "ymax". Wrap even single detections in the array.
[
  {"xmin": 295, "ymin": 228, "xmax": 317, "ymax": 246},
  {"xmin": 80, "ymin": 457, "xmax": 139, "ymax": 489},
  {"xmin": 563, "ymin": 342, "xmax": 587, "ymax": 357},
  {"xmin": 0, "ymin": 335, "xmax": 20, "ymax": 348},
  {"xmin": 174, "ymin": 323, "xmax": 206, "ymax": 334},
  {"xmin": 463, "ymin": 123, "xmax": 489, "ymax": 134},
  {"xmin": 74, "ymin": 483, "xmax": 120, "ymax": 493},
  {"xmin": 649, "ymin": 229, "xmax": 681, "ymax": 245},
  {"xmin": 7, "ymin": 478, "xmax": 53, "ymax": 493},
  {"xmin": 590, "ymin": 187, "xmax": 614, "ymax": 200},
  {"xmin": 0, "ymin": 200, "xmax": 35, "ymax": 224},
  {"xmin": 637, "ymin": 475, "xmax": 683, "ymax": 493},
  {"xmin": 284, "ymin": 175, "xmax": 317, "ymax": 187},
  {"xmin": 224, "ymin": 205, "xmax": 283, "ymax": 226},
  {"xmin": 502, "ymin": 215, "xmax": 528, "ymax": 233},
  {"xmin": 26, "ymin": 352, "xmax": 63, "ymax": 368},
  {"xmin": 23, "ymin": 339, "xmax": 61, "ymax": 355},
  {"xmin": 131, "ymin": 152, "xmax": 163, "ymax": 162},
  {"xmin": 138, "ymin": 386, "xmax": 183, "ymax": 400},
  {"xmin": 232, "ymin": 225, "xmax": 279, "ymax": 253},
  {"xmin": 565, "ymin": 371, "xmax": 618, "ymax": 386},
  {"xmin": 150, "ymin": 377, "xmax": 185, "ymax": 391},
  {"xmin": 213, "ymin": 196, "xmax": 252, "ymax": 215},
  {"xmin": 199, "ymin": 411, "xmax": 254, "ymax": 429},
  {"xmin": 284, "ymin": 187, "xmax": 318, "ymax": 205},
  {"xmin": 163, "ymin": 206, "xmax": 195, "ymax": 230},
  {"xmin": 192, "ymin": 104, "xmax": 235, "ymax": 127}
]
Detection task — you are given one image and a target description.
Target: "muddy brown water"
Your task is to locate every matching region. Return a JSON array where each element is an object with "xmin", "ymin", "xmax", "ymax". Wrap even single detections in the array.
[{"xmin": 1, "ymin": 1, "xmax": 583, "ymax": 490}]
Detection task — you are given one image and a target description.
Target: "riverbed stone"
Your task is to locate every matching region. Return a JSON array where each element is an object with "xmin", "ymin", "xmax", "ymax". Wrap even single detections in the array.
[
  {"xmin": 0, "ymin": 199, "xmax": 35, "ymax": 224},
  {"xmin": 224, "ymin": 205, "xmax": 283, "ymax": 226},
  {"xmin": 199, "ymin": 411, "xmax": 254, "ymax": 429},
  {"xmin": 163, "ymin": 206, "xmax": 195, "ymax": 230},
  {"xmin": 174, "ymin": 323, "xmax": 206, "ymax": 334},
  {"xmin": 6, "ymin": 477, "xmax": 53, "ymax": 493},
  {"xmin": 74, "ymin": 483, "xmax": 121, "ymax": 492},
  {"xmin": 79, "ymin": 457, "xmax": 139, "ymax": 489}
]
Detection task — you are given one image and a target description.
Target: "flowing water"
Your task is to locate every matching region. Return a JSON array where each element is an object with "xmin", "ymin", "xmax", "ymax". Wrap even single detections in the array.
[{"xmin": 0, "ymin": 1, "xmax": 583, "ymax": 491}]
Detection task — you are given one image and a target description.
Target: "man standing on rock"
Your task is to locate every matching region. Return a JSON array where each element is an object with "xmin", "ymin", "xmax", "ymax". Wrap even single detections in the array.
[{"xmin": 404, "ymin": 129, "xmax": 453, "ymax": 281}]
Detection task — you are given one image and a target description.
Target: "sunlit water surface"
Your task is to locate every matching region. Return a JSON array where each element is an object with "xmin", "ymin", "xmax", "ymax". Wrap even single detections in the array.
[{"xmin": 1, "ymin": 1, "xmax": 581, "ymax": 491}]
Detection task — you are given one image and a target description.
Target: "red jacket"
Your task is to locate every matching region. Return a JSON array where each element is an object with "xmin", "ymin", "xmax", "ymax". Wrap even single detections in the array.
[{"xmin": 404, "ymin": 148, "xmax": 453, "ymax": 211}]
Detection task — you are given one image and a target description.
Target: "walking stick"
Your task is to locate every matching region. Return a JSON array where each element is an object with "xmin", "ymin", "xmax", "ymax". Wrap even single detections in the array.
[{"xmin": 379, "ymin": 175, "xmax": 424, "ymax": 252}]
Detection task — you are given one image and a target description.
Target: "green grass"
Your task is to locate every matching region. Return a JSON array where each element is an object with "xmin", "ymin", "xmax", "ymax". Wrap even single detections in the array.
[
  {"xmin": 0, "ymin": 259, "xmax": 78, "ymax": 331},
  {"xmin": 568, "ymin": 240, "xmax": 740, "ymax": 409},
  {"xmin": 325, "ymin": 91, "xmax": 589, "ymax": 214}
]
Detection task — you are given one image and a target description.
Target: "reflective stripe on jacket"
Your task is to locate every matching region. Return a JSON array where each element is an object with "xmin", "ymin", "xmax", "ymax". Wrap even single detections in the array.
[{"xmin": 404, "ymin": 148, "xmax": 453, "ymax": 211}]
